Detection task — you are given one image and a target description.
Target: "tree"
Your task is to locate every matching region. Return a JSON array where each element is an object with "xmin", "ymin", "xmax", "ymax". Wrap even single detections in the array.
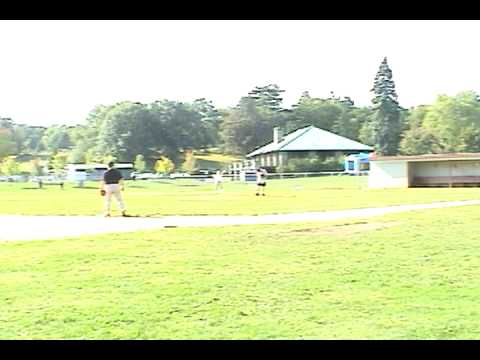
[
  {"xmin": 0, "ymin": 126, "xmax": 15, "ymax": 160},
  {"xmin": 327, "ymin": 95, "xmax": 374, "ymax": 142},
  {"xmin": 10, "ymin": 125, "xmax": 27, "ymax": 154},
  {"xmin": 42, "ymin": 125, "xmax": 73, "ymax": 154},
  {"xmin": 20, "ymin": 125, "xmax": 46, "ymax": 154},
  {"xmin": 398, "ymin": 105, "xmax": 441, "ymax": 155},
  {"xmin": 0, "ymin": 156, "xmax": 19, "ymax": 175},
  {"xmin": 335, "ymin": 106, "xmax": 373, "ymax": 143},
  {"xmin": 399, "ymin": 126, "xmax": 443, "ymax": 155},
  {"xmin": 95, "ymin": 100, "xmax": 218, "ymax": 164},
  {"xmin": 220, "ymin": 108, "xmax": 244, "ymax": 154},
  {"xmin": 0, "ymin": 118, "xmax": 17, "ymax": 158},
  {"xmin": 70, "ymin": 105, "xmax": 114, "ymax": 163},
  {"xmin": 287, "ymin": 94, "xmax": 347, "ymax": 134},
  {"xmin": 421, "ymin": 92, "xmax": 480, "ymax": 152},
  {"xmin": 191, "ymin": 98, "xmax": 223, "ymax": 147},
  {"xmin": 29, "ymin": 158, "xmax": 44, "ymax": 176},
  {"xmin": 68, "ymin": 141, "xmax": 90, "ymax": 163},
  {"xmin": 370, "ymin": 57, "xmax": 402, "ymax": 155},
  {"xmin": 181, "ymin": 150, "xmax": 197, "ymax": 173},
  {"xmin": 162, "ymin": 101, "xmax": 212, "ymax": 150},
  {"xmin": 134, "ymin": 154, "xmax": 146, "ymax": 172},
  {"xmin": 358, "ymin": 121, "xmax": 376, "ymax": 146},
  {"xmin": 294, "ymin": 91, "xmax": 311, "ymax": 106},
  {"xmin": 154, "ymin": 157, "xmax": 175, "ymax": 174},
  {"xmin": 50, "ymin": 152, "xmax": 68, "ymax": 175},
  {"xmin": 247, "ymin": 84, "xmax": 285, "ymax": 112},
  {"xmin": 403, "ymin": 105, "xmax": 429, "ymax": 130},
  {"xmin": 85, "ymin": 148, "xmax": 104, "ymax": 164},
  {"xmin": 97, "ymin": 102, "xmax": 159, "ymax": 162},
  {"xmin": 220, "ymin": 97, "xmax": 273, "ymax": 155}
]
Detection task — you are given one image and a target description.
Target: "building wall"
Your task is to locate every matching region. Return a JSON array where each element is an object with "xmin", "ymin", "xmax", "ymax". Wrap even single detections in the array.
[
  {"xmin": 410, "ymin": 160, "xmax": 480, "ymax": 177},
  {"xmin": 252, "ymin": 150, "xmax": 363, "ymax": 171},
  {"xmin": 370, "ymin": 159, "xmax": 480, "ymax": 188},
  {"xmin": 407, "ymin": 162, "xmax": 415, "ymax": 186},
  {"xmin": 286, "ymin": 150, "xmax": 343, "ymax": 161},
  {"xmin": 368, "ymin": 160, "xmax": 409, "ymax": 188}
]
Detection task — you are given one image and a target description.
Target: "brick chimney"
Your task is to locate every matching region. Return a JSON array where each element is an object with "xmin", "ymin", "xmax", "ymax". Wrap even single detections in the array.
[{"xmin": 273, "ymin": 127, "xmax": 283, "ymax": 144}]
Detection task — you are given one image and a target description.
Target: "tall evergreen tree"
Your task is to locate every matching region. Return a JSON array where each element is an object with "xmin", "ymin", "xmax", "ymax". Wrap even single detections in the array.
[
  {"xmin": 291, "ymin": 91, "xmax": 311, "ymax": 110},
  {"xmin": 370, "ymin": 57, "xmax": 402, "ymax": 155},
  {"xmin": 247, "ymin": 84, "xmax": 285, "ymax": 112}
]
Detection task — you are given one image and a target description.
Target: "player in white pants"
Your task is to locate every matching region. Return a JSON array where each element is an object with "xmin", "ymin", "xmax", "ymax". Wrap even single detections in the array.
[
  {"xmin": 100, "ymin": 161, "xmax": 127, "ymax": 217},
  {"xmin": 104, "ymin": 183, "xmax": 126, "ymax": 217}
]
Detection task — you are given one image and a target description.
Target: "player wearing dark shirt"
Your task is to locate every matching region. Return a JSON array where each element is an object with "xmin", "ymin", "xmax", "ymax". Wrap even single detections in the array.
[
  {"xmin": 100, "ymin": 162, "xmax": 127, "ymax": 217},
  {"xmin": 256, "ymin": 168, "xmax": 267, "ymax": 196},
  {"xmin": 104, "ymin": 167, "xmax": 123, "ymax": 184}
]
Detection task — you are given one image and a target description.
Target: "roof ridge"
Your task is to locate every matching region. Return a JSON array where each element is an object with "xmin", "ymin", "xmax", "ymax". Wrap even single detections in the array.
[
  {"xmin": 278, "ymin": 126, "xmax": 313, "ymax": 150},
  {"xmin": 246, "ymin": 125, "xmax": 372, "ymax": 158}
]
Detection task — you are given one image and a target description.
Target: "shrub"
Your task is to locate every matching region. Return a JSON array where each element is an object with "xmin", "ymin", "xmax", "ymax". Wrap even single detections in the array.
[
  {"xmin": 29, "ymin": 158, "xmax": 44, "ymax": 176},
  {"xmin": 155, "ymin": 157, "xmax": 175, "ymax": 174},
  {"xmin": 0, "ymin": 156, "xmax": 20, "ymax": 175},
  {"xmin": 181, "ymin": 151, "xmax": 198, "ymax": 174},
  {"xmin": 134, "ymin": 154, "xmax": 146, "ymax": 172}
]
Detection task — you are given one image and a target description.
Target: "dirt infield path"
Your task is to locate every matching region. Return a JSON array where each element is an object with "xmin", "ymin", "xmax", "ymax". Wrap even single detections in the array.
[{"xmin": 1, "ymin": 199, "xmax": 480, "ymax": 242}]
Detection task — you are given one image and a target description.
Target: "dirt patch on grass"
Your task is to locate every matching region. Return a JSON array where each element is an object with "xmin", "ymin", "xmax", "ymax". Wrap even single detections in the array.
[{"xmin": 289, "ymin": 221, "xmax": 402, "ymax": 237}]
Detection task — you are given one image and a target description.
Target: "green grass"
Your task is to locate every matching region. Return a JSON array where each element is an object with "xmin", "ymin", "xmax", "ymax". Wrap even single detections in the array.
[
  {"xmin": 1, "ymin": 205, "xmax": 480, "ymax": 339},
  {"xmin": 1, "ymin": 176, "xmax": 480, "ymax": 216}
]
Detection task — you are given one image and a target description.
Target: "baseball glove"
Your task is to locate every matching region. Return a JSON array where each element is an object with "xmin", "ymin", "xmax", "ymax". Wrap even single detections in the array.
[{"xmin": 100, "ymin": 189, "xmax": 106, "ymax": 196}]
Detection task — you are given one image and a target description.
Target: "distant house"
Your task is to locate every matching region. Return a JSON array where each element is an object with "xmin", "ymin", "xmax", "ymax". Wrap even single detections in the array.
[
  {"xmin": 369, "ymin": 153, "xmax": 480, "ymax": 188},
  {"xmin": 66, "ymin": 163, "xmax": 134, "ymax": 182},
  {"xmin": 66, "ymin": 164, "xmax": 89, "ymax": 184},
  {"xmin": 245, "ymin": 125, "xmax": 373, "ymax": 171}
]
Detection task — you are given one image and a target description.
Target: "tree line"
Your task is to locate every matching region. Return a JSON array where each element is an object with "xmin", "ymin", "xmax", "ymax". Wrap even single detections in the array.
[{"xmin": 2, "ymin": 57, "xmax": 480, "ymax": 174}]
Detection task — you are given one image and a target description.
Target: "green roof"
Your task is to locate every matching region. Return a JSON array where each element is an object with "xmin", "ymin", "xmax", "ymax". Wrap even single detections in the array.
[{"xmin": 246, "ymin": 126, "xmax": 373, "ymax": 158}]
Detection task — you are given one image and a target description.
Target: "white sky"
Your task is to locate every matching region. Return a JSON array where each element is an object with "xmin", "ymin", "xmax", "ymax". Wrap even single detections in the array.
[{"xmin": 1, "ymin": 20, "xmax": 480, "ymax": 126}]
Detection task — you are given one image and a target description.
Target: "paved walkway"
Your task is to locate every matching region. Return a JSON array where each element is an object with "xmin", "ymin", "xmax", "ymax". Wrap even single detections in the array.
[{"xmin": 1, "ymin": 199, "xmax": 480, "ymax": 242}]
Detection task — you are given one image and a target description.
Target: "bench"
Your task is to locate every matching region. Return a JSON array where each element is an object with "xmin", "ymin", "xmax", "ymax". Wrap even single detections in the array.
[{"xmin": 37, "ymin": 180, "xmax": 64, "ymax": 189}]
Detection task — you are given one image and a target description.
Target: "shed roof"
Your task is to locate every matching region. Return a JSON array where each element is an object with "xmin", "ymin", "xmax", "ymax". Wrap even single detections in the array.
[
  {"xmin": 370, "ymin": 153, "xmax": 480, "ymax": 162},
  {"xmin": 246, "ymin": 126, "xmax": 373, "ymax": 158}
]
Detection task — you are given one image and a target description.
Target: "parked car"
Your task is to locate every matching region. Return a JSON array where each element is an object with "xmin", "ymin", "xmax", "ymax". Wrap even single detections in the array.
[
  {"xmin": 134, "ymin": 172, "xmax": 153, "ymax": 180},
  {"xmin": 190, "ymin": 169, "xmax": 215, "ymax": 176},
  {"xmin": 169, "ymin": 172, "xmax": 189, "ymax": 179},
  {"xmin": 132, "ymin": 172, "xmax": 165, "ymax": 180},
  {"xmin": 6, "ymin": 175, "xmax": 29, "ymax": 182},
  {"xmin": 130, "ymin": 171, "xmax": 142, "ymax": 180}
]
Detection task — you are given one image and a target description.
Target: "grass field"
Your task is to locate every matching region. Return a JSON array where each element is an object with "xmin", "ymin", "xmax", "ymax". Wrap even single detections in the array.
[
  {"xmin": 1, "ymin": 204, "xmax": 480, "ymax": 339},
  {"xmin": 1, "ymin": 176, "xmax": 480, "ymax": 216},
  {"xmin": 2, "ymin": 176, "xmax": 480, "ymax": 339}
]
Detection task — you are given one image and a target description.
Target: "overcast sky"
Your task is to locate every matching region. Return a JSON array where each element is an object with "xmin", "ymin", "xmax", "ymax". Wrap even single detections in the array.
[{"xmin": 1, "ymin": 20, "xmax": 480, "ymax": 126}]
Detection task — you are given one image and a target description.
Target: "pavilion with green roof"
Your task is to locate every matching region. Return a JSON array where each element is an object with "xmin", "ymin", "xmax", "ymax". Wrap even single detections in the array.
[{"xmin": 246, "ymin": 125, "xmax": 373, "ymax": 170}]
